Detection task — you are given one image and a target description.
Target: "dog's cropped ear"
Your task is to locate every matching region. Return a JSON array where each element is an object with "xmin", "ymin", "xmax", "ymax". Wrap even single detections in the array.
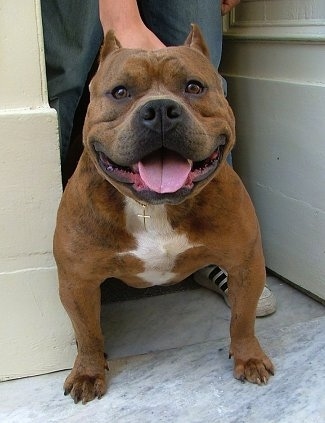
[
  {"xmin": 100, "ymin": 30, "xmax": 122, "ymax": 61},
  {"xmin": 184, "ymin": 24, "xmax": 210, "ymax": 59}
]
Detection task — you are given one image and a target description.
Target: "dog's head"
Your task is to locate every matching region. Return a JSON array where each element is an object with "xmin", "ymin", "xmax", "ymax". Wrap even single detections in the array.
[{"xmin": 84, "ymin": 24, "xmax": 235, "ymax": 205}]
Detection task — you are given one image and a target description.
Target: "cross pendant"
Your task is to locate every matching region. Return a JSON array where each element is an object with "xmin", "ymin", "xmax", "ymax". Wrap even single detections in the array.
[{"xmin": 137, "ymin": 204, "xmax": 151, "ymax": 229}]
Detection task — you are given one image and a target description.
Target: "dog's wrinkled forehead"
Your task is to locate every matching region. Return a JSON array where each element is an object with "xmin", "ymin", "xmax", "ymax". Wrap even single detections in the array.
[
  {"xmin": 93, "ymin": 47, "xmax": 221, "ymax": 95},
  {"xmin": 91, "ymin": 24, "xmax": 224, "ymax": 95}
]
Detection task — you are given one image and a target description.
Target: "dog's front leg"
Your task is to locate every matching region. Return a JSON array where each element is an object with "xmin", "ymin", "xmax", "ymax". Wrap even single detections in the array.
[
  {"xmin": 227, "ymin": 248, "xmax": 275, "ymax": 384},
  {"xmin": 59, "ymin": 274, "xmax": 108, "ymax": 404}
]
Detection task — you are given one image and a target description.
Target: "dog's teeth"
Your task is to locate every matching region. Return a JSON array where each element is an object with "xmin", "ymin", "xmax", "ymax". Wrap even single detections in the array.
[{"xmin": 131, "ymin": 164, "xmax": 139, "ymax": 173}]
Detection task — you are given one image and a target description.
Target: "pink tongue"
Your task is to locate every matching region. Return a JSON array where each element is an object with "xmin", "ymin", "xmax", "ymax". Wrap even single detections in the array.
[{"xmin": 138, "ymin": 150, "xmax": 192, "ymax": 193}]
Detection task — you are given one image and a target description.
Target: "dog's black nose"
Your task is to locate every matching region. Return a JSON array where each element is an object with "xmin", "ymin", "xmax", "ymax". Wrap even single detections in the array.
[{"xmin": 139, "ymin": 99, "xmax": 182, "ymax": 133}]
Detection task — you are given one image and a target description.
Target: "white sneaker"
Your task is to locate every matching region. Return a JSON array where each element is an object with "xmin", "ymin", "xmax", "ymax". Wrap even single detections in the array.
[{"xmin": 193, "ymin": 265, "xmax": 276, "ymax": 317}]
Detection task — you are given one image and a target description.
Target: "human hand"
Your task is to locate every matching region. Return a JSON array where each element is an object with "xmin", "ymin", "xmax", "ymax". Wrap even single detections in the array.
[
  {"xmin": 221, "ymin": 0, "xmax": 241, "ymax": 15},
  {"xmin": 99, "ymin": 0, "xmax": 165, "ymax": 50},
  {"xmin": 111, "ymin": 24, "xmax": 165, "ymax": 50}
]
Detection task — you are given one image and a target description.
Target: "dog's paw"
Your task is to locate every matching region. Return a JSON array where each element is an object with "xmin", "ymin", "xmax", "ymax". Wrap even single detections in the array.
[
  {"xmin": 63, "ymin": 356, "xmax": 109, "ymax": 404},
  {"xmin": 230, "ymin": 338, "xmax": 275, "ymax": 385},
  {"xmin": 64, "ymin": 371, "xmax": 107, "ymax": 404},
  {"xmin": 233, "ymin": 356, "xmax": 274, "ymax": 385}
]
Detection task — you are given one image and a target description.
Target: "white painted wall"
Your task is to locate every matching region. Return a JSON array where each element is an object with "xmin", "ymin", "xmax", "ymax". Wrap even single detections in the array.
[
  {"xmin": 221, "ymin": 0, "xmax": 325, "ymax": 301},
  {"xmin": 0, "ymin": 0, "xmax": 75, "ymax": 380}
]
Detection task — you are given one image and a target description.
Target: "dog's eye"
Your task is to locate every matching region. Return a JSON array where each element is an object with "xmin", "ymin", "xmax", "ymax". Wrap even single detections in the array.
[
  {"xmin": 111, "ymin": 86, "xmax": 129, "ymax": 99},
  {"xmin": 185, "ymin": 80, "xmax": 205, "ymax": 95}
]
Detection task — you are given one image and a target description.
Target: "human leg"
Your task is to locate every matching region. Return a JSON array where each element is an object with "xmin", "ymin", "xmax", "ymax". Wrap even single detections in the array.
[
  {"xmin": 41, "ymin": 0, "xmax": 103, "ymax": 163},
  {"xmin": 138, "ymin": 0, "xmax": 223, "ymax": 68}
]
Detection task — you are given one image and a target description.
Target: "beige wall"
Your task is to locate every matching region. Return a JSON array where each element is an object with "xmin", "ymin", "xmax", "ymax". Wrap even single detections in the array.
[
  {"xmin": 0, "ymin": 0, "xmax": 75, "ymax": 380},
  {"xmin": 221, "ymin": 0, "xmax": 325, "ymax": 301}
]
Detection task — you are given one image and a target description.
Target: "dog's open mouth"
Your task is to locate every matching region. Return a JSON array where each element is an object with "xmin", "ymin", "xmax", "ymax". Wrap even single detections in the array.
[{"xmin": 94, "ymin": 143, "xmax": 224, "ymax": 194}]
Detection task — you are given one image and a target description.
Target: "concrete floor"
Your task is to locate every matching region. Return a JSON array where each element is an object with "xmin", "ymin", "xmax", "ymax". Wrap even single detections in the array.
[{"xmin": 1, "ymin": 275, "xmax": 325, "ymax": 423}]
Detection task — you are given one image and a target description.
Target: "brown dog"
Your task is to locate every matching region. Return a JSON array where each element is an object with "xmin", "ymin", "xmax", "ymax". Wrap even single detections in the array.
[{"xmin": 54, "ymin": 24, "xmax": 274, "ymax": 404}]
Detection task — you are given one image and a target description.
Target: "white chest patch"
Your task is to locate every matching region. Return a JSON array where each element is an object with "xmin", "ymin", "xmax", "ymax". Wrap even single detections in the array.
[{"xmin": 120, "ymin": 198, "xmax": 198, "ymax": 285}]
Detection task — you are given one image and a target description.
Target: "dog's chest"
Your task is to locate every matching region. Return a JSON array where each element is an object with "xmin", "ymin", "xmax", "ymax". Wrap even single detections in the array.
[{"xmin": 120, "ymin": 199, "xmax": 197, "ymax": 285}]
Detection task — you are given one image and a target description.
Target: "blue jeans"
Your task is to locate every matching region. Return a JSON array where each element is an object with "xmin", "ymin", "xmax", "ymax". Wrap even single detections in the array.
[{"xmin": 41, "ymin": 0, "xmax": 223, "ymax": 163}]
